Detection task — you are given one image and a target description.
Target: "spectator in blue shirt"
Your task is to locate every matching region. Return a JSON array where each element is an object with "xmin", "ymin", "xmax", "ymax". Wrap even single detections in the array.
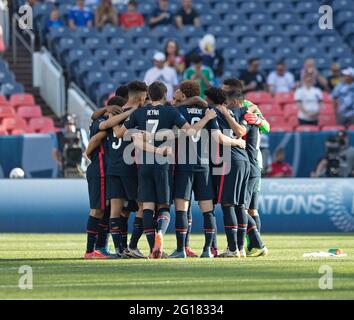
[
  {"xmin": 149, "ymin": 0, "xmax": 173, "ymax": 28},
  {"xmin": 47, "ymin": 7, "xmax": 64, "ymax": 30},
  {"xmin": 68, "ymin": 0, "xmax": 94, "ymax": 30},
  {"xmin": 332, "ymin": 67, "xmax": 354, "ymax": 126}
]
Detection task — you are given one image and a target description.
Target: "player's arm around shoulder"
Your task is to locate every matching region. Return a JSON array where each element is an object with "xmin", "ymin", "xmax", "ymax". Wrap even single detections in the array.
[
  {"xmin": 84, "ymin": 130, "xmax": 108, "ymax": 160},
  {"xmin": 218, "ymin": 105, "xmax": 247, "ymax": 138},
  {"xmin": 181, "ymin": 108, "xmax": 217, "ymax": 136},
  {"xmin": 98, "ymin": 107, "xmax": 137, "ymax": 131}
]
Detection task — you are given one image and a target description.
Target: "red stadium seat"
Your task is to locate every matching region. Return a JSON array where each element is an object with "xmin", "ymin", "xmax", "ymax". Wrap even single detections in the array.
[
  {"xmin": 29, "ymin": 117, "xmax": 55, "ymax": 132},
  {"xmin": 295, "ymin": 125, "xmax": 320, "ymax": 132},
  {"xmin": 11, "ymin": 128, "xmax": 27, "ymax": 135},
  {"xmin": 245, "ymin": 91, "xmax": 274, "ymax": 104},
  {"xmin": 322, "ymin": 125, "xmax": 346, "ymax": 132},
  {"xmin": 1, "ymin": 117, "xmax": 28, "ymax": 132},
  {"xmin": 319, "ymin": 114, "xmax": 336, "ymax": 127},
  {"xmin": 17, "ymin": 105, "xmax": 43, "ymax": 120},
  {"xmin": 320, "ymin": 103, "xmax": 335, "ymax": 115},
  {"xmin": 0, "ymin": 106, "xmax": 15, "ymax": 120},
  {"xmin": 0, "ymin": 126, "xmax": 8, "ymax": 135},
  {"xmin": 9, "ymin": 93, "xmax": 35, "ymax": 109},
  {"xmin": 322, "ymin": 92, "xmax": 333, "ymax": 104},
  {"xmin": 348, "ymin": 125, "xmax": 354, "ymax": 131},
  {"xmin": 284, "ymin": 103, "xmax": 298, "ymax": 119},
  {"xmin": 0, "ymin": 95, "xmax": 8, "ymax": 104},
  {"xmin": 270, "ymin": 125, "xmax": 294, "ymax": 132},
  {"xmin": 274, "ymin": 92, "xmax": 295, "ymax": 106},
  {"xmin": 287, "ymin": 115, "xmax": 299, "ymax": 128},
  {"xmin": 266, "ymin": 114, "xmax": 288, "ymax": 127},
  {"xmin": 258, "ymin": 103, "xmax": 282, "ymax": 115}
]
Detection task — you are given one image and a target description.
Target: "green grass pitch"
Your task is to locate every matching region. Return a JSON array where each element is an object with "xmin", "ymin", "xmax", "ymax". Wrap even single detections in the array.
[{"xmin": 0, "ymin": 233, "xmax": 353, "ymax": 300}]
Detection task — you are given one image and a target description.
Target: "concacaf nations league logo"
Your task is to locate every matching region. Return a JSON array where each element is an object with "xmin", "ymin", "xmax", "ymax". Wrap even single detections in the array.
[{"xmin": 327, "ymin": 181, "xmax": 354, "ymax": 232}]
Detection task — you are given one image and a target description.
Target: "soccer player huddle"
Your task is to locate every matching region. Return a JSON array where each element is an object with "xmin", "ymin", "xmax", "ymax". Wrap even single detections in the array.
[{"xmin": 84, "ymin": 77, "xmax": 270, "ymax": 260}]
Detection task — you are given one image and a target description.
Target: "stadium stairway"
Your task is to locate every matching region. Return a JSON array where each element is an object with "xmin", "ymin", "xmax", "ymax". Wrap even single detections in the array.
[{"xmin": 3, "ymin": 41, "xmax": 60, "ymax": 126}]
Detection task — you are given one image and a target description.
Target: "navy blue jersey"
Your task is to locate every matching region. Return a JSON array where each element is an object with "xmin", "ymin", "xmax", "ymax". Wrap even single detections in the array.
[
  {"xmin": 124, "ymin": 104, "xmax": 188, "ymax": 170},
  {"xmin": 240, "ymin": 107, "xmax": 262, "ymax": 177},
  {"xmin": 176, "ymin": 105, "xmax": 218, "ymax": 172},
  {"xmin": 214, "ymin": 108, "xmax": 249, "ymax": 162},
  {"xmin": 86, "ymin": 116, "xmax": 108, "ymax": 178},
  {"xmin": 107, "ymin": 107, "xmax": 137, "ymax": 177}
]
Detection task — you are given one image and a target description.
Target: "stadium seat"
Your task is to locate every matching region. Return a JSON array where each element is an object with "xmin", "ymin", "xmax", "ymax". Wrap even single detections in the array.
[
  {"xmin": 348, "ymin": 125, "xmax": 354, "ymax": 131},
  {"xmin": 93, "ymin": 49, "xmax": 118, "ymax": 62},
  {"xmin": 0, "ymin": 106, "xmax": 15, "ymax": 119},
  {"xmin": 322, "ymin": 92, "xmax": 333, "ymax": 104},
  {"xmin": 29, "ymin": 117, "xmax": 55, "ymax": 133},
  {"xmin": 284, "ymin": 103, "xmax": 299, "ymax": 119},
  {"xmin": 319, "ymin": 114, "xmax": 337, "ymax": 127},
  {"xmin": 264, "ymin": 115, "xmax": 288, "ymax": 127},
  {"xmin": 0, "ymin": 125, "xmax": 7, "ymax": 135},
  {"xmin": 259, "ymin": 103, "xmax": 282, "ymax": 116},
  {"xmin": 275, "ymin": 92, "xmax": 295, "ymax": 106},
  {"xmin": 245, "ymin": 91, "xmax": 274, "ymax": 105},
  {"xmin": 11, "ymin": 128, "xmax": 28, "ymax": 135},
  {"xmin": 17, "ymin": 105, "xmax": 43, "ymax": 120},
  {"xmin": 0, "ymin": 95, "xmax": 8, "ymax": 104},
  {"xmin": 1, "ymin": 82, "xmax": 25, "ymax": 96},
  {"xmin": 321, "ymin": 103, "xmax": 335, "ymax": 115},
  {"xmin": 84, "ymin": 71, "xmax": 112, "ymax": 93},
  {"xmin": 322, "ymin": 125, "xmax": 346, "ymax": 132},
  {"xmin": 270, "ymin": 125, "xmax": 295, "ymax": 133},
  {"xmin": 1, "ymin": 117, "xmax": 28, "ymax": 132},
  {"xmin": 109, "ymin": 37, "xmax": 133, "ymax": 51},
  {"xmin": 10, "ymin": 94, "xmax": 35, "ymax": 109},
  {"xmin": 232, "ymin": 24, "xmax": 257, "ymax": 39},
  {"xmin": 287, "ymin": 115, "xmax": 299, "ymax": 128},
  {"xmin": 295, "ymin": 125, "xmax": 320, "ymax": 132}
]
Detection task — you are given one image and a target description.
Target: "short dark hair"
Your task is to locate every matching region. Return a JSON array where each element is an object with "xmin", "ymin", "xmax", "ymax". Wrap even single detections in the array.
[
  {"xmin": 276, "ymin": 59, "xmax": 285, "ymax": 66},
  {"xmin": 127, "ymin": 80, "xmax": 148, "ymax": 94},
  {"xmin": 248, "ymin": 58, "xmax": 259, "ymax": 65},
  {"xmin": 225, "ymin": 89, "xmax": 244, "ymax": 102},
  {"xmin": 204, "ymin": 87, "xmax": 226, "ymax": 105},
  {"xmin": 148, "ymin": 81, "xmax": 167, "ymax": 101},
  {"xmin": 223, "ymin": 78, "xmax": 243, "ymax": 91},
  {"xmin": 190, "ymin": 53, "xmax": 203, "ymax": 65},
  {"xmin": 107, "ymin": 96, "xmax": 126, "ymax": 107},
  {"xmin": 128, "ymin": 0, "xmax": 137, "ymax": 7},
  {"xmin": 115, "ymin": 85, "xmax": 128, "ymax": 99},
  {"xmin": 179, "ymin": 80, "xmax": 200, "ymax": 98}
]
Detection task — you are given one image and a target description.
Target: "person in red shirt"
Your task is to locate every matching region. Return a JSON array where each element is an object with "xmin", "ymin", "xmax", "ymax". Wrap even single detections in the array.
[
  {"xmin": 268, "ymin": 148, "xmax": 293, "ymax": 177},
  {"xmin": 120, "ymin": 0, "xmax": 145, "ymax": 30}
]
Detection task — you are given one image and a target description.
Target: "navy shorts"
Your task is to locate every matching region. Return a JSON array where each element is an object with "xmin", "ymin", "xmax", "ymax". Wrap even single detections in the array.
[
  {"xmin": 87, "ymin": 176, "xmax": 106, "ymax": 210},
  {"xmin": 246, "ymin": 176, "xmax": 261, "ymax": 210},
  {"xmin": 107, "ymin": 175, "xmax": 138, "ymax": 201},
  {"xmin": 123, "ymin": 200, "xmax": 139, "ymax": 213},
  {"xmin": 138, "ymin": 167, "xmax": 173, "ymax": 204},
  {"xmin": 174, "ymin": 170, "xmax": 214, "ymax": 201},
  {"xmin": 217, "ymin": 160, "xmax": 250, "ymax": 205}
]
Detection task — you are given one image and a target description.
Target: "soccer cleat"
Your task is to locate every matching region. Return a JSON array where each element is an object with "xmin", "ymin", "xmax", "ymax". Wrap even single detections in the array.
[
  {"xmin": 239, "ymin": 248, "xmax": 247, "ymax": 258},
  {"xmin": 96, "ymin": 247, "xmax": 115, "ymax": 258},
  {"xmin": 211, "ymin": 247, "xmax": 219, "ymax": 258},
  {"xmin": 152, "ymin": 233, "xmax": 163, "ymax": 259},
  {"xmin": 247, "ymin": 246, "xmax": 269, "ymax": 257},
  {"xmin": 123, "ymin": 247, "xmax": 147, "ymax": 259},
  {"xmin": 169, "ymin": 249, "xmax": 187, "ymax": 259},
  {"xmin": 185, "ymin": 246, "xmax": 198, "ymax": 258},
  {"xmin": 84, "ymin": 250, "xmax": 112, "ymax": 260},
  {"xmin": 200, "ymin": 248, "xmax": 214, "ymax": 258},
  {"xmin": 217, "ymin": 248, "xmax": 240, "ymax": 258}
]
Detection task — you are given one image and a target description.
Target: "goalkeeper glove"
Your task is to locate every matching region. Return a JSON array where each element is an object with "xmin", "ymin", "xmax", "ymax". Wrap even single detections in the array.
[{"xmin": 244, "ymin": 113, "xmax": 263, "ymax": 126}]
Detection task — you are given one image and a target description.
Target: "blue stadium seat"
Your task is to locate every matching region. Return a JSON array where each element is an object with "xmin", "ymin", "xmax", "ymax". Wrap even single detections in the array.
[
  {"xmin": 216, "ymin": 37, "xmax": 232, "ymax": 50},
  {"xmin": 84, "ymin": 37, "xmax": 108, "ymax": 50},
  {"xmin": 109, "ymin": 37, "xmax": 133, "ymax": 51},
  {"xmin": 134, "ymin": 37, "xmax": 159, "ymax": 51},
  {"xmin": 126, "ymin": 26, "xmax": 150, "ymax": 40},
  {"xmin": 302, "ymin": 12, "xmax": 320, "ymax": 25},
  {"xmin": 206, "ymin": 25, "xmax": 231, "ymax": 37},
  {"xmin": 0, "ymin": 71, "xmax": 15, "ymax": 85},
  {"xmin": 240, "ymin": 36, "xmax": 262, "ymax": 49},
  {"xmin": 74, "ymin": 59, "xmax": 102, "ymax": 85},
  {"xmin": 64, "ymin": 49, "xmax": 92, "ymax": 69},
  {"xmin": 284, "ymin": 57, "xmax": 303, "ymax": 71},
  {"xmin": 33, "ymin": 2, "xmax": 53, "ymax": 21},
  {"xmin": 238, "ymin": 2, "xmax": 264, "ymax": 14},
  {"xmin": 93, "ymin": 49, "xmax": 118, "ymax": 62},
  {"xmin": 151, "ymin": 25, "xmax": 178, "ymax": 39},
  {"xmin": 294, "ymin": 1, "xmax": 318, "ymax": 14},
  {"xmin": 223, "ymin": 47, "xmax": 247, "ymax": 63},
  {"xmin": 319, "ymin": 35, "xmax": 345, "ymax": 49},
  {"xmin": 265, "ymin": 35, "xmax": 291, "ymax": 48},
  {"xmin": 194, "ymin": 2, "xmax": 211, "ymax": 15},
  {"xmin": 284, "ymin": 24, "xmax": 308, "ymax": 36},
  {"xmin": 0, "ymin": 60, "xmax": 8, "ymax": 71},
  {"xmin": 266, "ymin": 1, "xmax": 293, "ymax": 14},
  {"xmin": 0, "ymin": 82, "xmax": 24, "ymax": 97},
  {"xmin": 179, "ymin": 26, "xmax": 204, "ymax": 39},
  {"xmin": 301, "ymin": 47, "xmax": 322, "ymax": 59},
  {"xmin": 101, "ymin": 25, "xmax": 125, "ymax": 41},
  {"xmin": 339, "ymin": 56, "xmax": 354, "ymax": 68},
  {"xmin": 249, "ymin": 13, "xmax": 269, "ymax": 25},
  {"xmin": 257, "ymin": 23, "xmax": 282, "ymax": 37},
  {"xmin": 129, "ymin": 58, "xmax": 151, "ymax": 73},
  {"xmin": 112, "ymin": 70, "xmax": 136, "ymax": 85},
  {"xmin": 94, "ymin": 82, "xmax": 116, "ymax": 106},
  {"xmin": 75, "ymin": 27, "xmax": 99, "ymax": 41},
  {"xmin": 260, "ymin": 58, "xmax": 276, "ymax": 72},
  {"xmin": 248, "ymin": 47, "xmax": 273, "ymax": 59},
  {"xmin": 47, "ymin": 26, "xmax": 71, "ymax": 50},
  {"xmin": 200, "ymin": 14, "xmax": 220, "ymax": 28},
  {"xmin": 315, "ymin": 57, "xmax": 332, "ymax": 70},
  {"xmin": 274, "ymin": 46, "xmax": 300, "ymax": 59},
  {"xmin": 272, "ymin": 13, "xmax": 298, "ymax": 25},
  {"xmin": 84, "ymin": 71, "xmax": 112, "ymax": 93},
  {"xmin": 137, "ymin": 2, "xmax": 154, "ymax": 16},
  {"xmin": 332, "ymin": 0, "xmax": 353, "ymax": 11},
  {"xmin": 120, "ymin": 48, "xmax": 140, "ymax": 61},
  {"xmin": 222, "ymin": 13, "xmax": 246, "ymax": 27},
  {"xmin": 341, "ymin": 21, "xmax": 354, "ymax": 37},
  {"xmin": 335, "ymin": 10, "xmax": 354, "ymax": 27},
  {"xmin": 55, "ymin": 37, "xmax": 78, "ymax": 61},
  {"xmin": 328, "ymin": 46, "xmax": 353, "ymax": 60},
  {"xmin": 232, "ymin": 24, "xmax": 257, "ymax": 40},
  {"xmin": 230, "ymin": 59, "xmax": 248, "ymax": 71},
  {"xmin": 213, "ymin": 2, "xmax": 233, "ymax": 15},
  {"xmin": 293, "ymin": 35, "xmax": 316, "ymax": 48},
  {"xmin": 102, "ymin": 59, "xmax": 128, "ymax": 75}
]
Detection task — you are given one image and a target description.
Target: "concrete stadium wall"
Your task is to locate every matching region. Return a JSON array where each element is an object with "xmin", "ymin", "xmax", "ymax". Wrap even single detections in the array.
[{"xmin": 0, "ymin": 179, "xmax": 353, "ymax": 233}]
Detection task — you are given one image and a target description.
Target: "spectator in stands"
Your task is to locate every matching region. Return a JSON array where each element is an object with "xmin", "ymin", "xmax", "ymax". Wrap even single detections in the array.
[
  {"xmin": 183, "ymin": 53, "xmax": 214, "ymax": 98},
  {"xmin": 47, "ymin": 7, "xmax": 64, "ymax": 30},
  {"xmin": 327, "ymin": 62, "xmax": 342, "ymax": 91},
  {"xmin": 120, "ymin": 0, "xmax": 144, "ymax": 30},
  {"xmin": 95, "ymin": 0, "xmax": 118, "ymax": 29},
  {"xmin": 267, "ymin": 59, "xmax": 295, "ymax": 95},
  {"xmin": 164, "ymin": 39, "xmax": 185, "ymax": 74},
  {"xmin": 68, "ymin": 0, "xmax": 94, "ymax": 30},
  {"xmin": 186, "ymin": 34, "xmax": 224, "ymax": 77},
  {"xmin": 300, "ymin": 58, "xmax": 328, "ymax": 90},
  {"xmin": 143, "ymin": 52, "xmax": 178, "ymax": 101},
  {"xmin": 149, "ymin": 0, "xmax": 173, "ymax": 29},
  {"xmin": 294, "ymin": 73, "xmax": 323, "ymax": 126},
  {"xmin": 268, "ymin": 148, "xmax": 293, "ymax": 178},
  {"xmin": 239, "ymin": 58, "xmax": 267, "ymax": 93},
  {"xmin": 332, "ymin": 67, "xmax": 354, "ymax": 126},
  {"xmin": 175, "ymin": 0, "xmax": 200, "ymax": 28}
]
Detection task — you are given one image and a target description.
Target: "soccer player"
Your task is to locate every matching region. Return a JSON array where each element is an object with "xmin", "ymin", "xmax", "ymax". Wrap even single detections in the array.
[
  {"xmin": 105, "ymin": 81, "xmax": 148, "ymax": 258},
  {"xmin": 222, "ymin": 77, "xmax": 270, "ymax": 232},
  {"xmin": 84, "ymin": 102, "xmax": 133, "ymax": 259},
  {"xmin": 116, "ymin": 81, "xmax": 217, "ymax": 259},
  {"xmin": 171, "ymin": 81, "xmax": 247, "ymax": 258},
  {"xmin": 214, "ymin": 89, "xmax": 251, "ymax": 258}
]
